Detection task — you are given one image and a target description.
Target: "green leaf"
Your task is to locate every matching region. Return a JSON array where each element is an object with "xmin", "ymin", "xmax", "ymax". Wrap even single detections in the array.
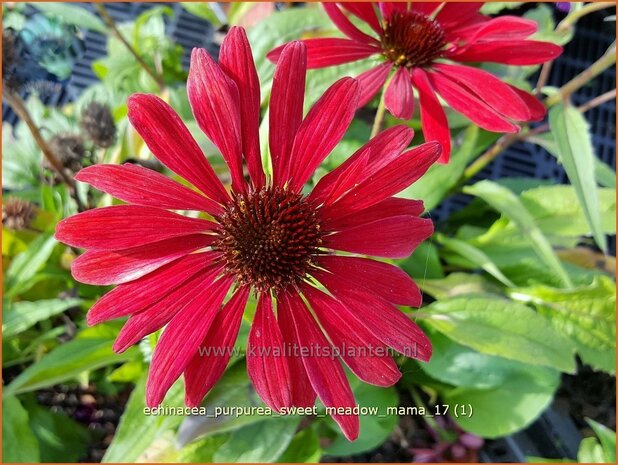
[
  {"xmin": 4, "ymin": 233, "xmax": 57, "ymax": 297},
  {"xmin": 577, "ymin": 437, "xmax": 606, "ymax": 463},
  {"xmin": 5, "ymin": 336, "xmax": 137, "ymax": 395},
  {"xmin": 422, "ymin": 331, "xmax": 540, "ymax": 390},
  {"xmin": 549, "ymin": 104, "xmax": 607, "ymax": 252},
  {"xmin": 401, "ymin": 126, "xmax": 499, "ymax": 210},
  {"xmin": 420, "ymin": 273, "xmax": 501, "ymax": 301},
  {"xmin": 508, "ymin": 276, "xmax": 616, "ymax": 373},
  {"xmin": 325, "ymin": 382, "xmax": 398, "ymax": 456},
  {"xmin": 586, "ymin": 418, "xmax": 617, "ymax": 463},
  {"xmin": 181, "ymin": 2, "xmax": 225, "ymax": 25},
  {"xmin": 29, "ymin": 2, "xmax": 107, "ymax": 33},
  {"xmin": 464, "ymin": 180, "xmax": 573, "ymax": 287},
  {"xmin": 3, "ymin": 298, "xmax": 82, "ymax": 337},
  {"xmin": 400, "ymin": 240, "xmax": 444, "ymax": 280},
  {"xmin": 437, "ymin": 235, "xmax": 515, "ymax": 287},
  {"xmin": 26, "ymin": 402, "xmax": 90, "ymax": 462},
  {"xmin": 2, "ymin": 396, "xmax": 40, "ymax": 462},
  {"xmin": 103, "ymin": 376, "xmax": 185, "ymax": 462},
  {"xmin": 213, "ymin": 417, "xmax": 300, "ymax": 462},
  {"xmin": 443, "ymin": 363, "xmax": 560, "ymax": 438},
  {"xmin": 422, "ymin": 295, "xmax": 576, "ymax": 373},
  {"xmin": 277, "ymin": 428, "xmax": 322, "ymax": 463}
]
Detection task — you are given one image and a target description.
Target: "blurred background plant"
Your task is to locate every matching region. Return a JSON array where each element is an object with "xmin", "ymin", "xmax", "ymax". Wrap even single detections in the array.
[{"xmin": 2, "ymin": 2, "xmax": 616, "ymax": 463}]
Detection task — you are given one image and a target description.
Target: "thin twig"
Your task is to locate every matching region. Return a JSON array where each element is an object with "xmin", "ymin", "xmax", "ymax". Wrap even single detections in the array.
[
  {"xmin": 4, "ymin": 90, "xmax": 86, "ymax": 211},
  {"xmin": 556, "ymin": 2, "xmax": 615, "ymax": 32},
  {"xmin": 95, "ymin": 3, "xmax": 165, "ymax": 91}
]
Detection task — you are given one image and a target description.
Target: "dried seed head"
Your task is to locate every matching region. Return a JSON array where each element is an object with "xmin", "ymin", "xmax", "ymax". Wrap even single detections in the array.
[
  {"xmin": 214, "ymin": 187, "xmax": 323, "ymax": 292},
  {"xmin": 2, "ymin": 197, "xmax": 36, "ymax": 230},
  {"xmin": 2, "ymin": 29, "xmax": 20, "ymax": 91},
  {"xmin": 80, "ymin": 102, "xmax": 117, "ymax": 148},
  {"xmin": 46, "ymin": 133, "xmax": 86, "ymax": 174},
  {"xmin": 381, "ymin": 11, "xmax": 446, "ymax": 68}
]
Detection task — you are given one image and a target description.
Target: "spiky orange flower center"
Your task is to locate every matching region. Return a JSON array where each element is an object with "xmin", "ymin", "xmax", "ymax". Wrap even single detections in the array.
[
  {"xmin": 381, "ymin": 11, "xmax": 447, "ymax": 68},
  {"xmin": 214, "ymin": 187, "xmax": 322, "ymax": 292}
]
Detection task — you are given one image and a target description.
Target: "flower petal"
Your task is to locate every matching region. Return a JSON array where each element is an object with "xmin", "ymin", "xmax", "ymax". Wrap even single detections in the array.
[
  {"xmin": 56, "ymin": 205, "xmax": 215, "ymax": 250},
  {"xmin": 410, "ymin": 68, "xmax": 451, "ymax": 163},
  {"xmin": 309, "ymin": 125, "xmax": 414, "ymax": 206},
  {"xmin": 87, "ymin": 252, "xmax": 217, "ymax": 325},
  {"xmin": 433, "ymin": 63, "xmax": 533, "ymax": 121},
  {"xmin": 127, "ymin": 94, "xmax": 228, "ymax": 204},
  {"xmin": 113, "ymin": 264, "xmax": 223, "ymax": 353},
  {"xmin": 75, "ymin": 164, "xmax": 222, "ymax": 215},
  {"xmin": 269, "ymin": 42, "xmax": 307, "ymax": 186},
  {"xmin": 288, "ymin": 77, "xmax": 360, "ymax": 191},
  {"xmin": 188, "ymin": 48, "xmax": 245, "ymax": 193},
  {"xmin": 318, "ymin": 273, "xmax": 432, "ymax": 361},
  {"xmin": 247, "ymin": 293, "xmax": 292, "ymax": 411},
  {"xmin": 323, "ymin": 215, "xmax": 433, "ymax": 259},
  {"xmin": 507, "ymin": 84, "xmax": 547, "ymax": 121},
  {"xmin": 219, "ymin": 27, "xmax": 265, "ymax": 188},
  {"xmin": 427, "ymin": 71, "xmax": 520, "ymax": 133},
  {"xmin": 435, "ymin": 2, "xmax": 483, "ymax": 28},
  {"xmin": 322, "ymin": 141, "xmax": 441, "ymax": 215},
  {"xmin": 321, "ymin": 197, "xmax": 424, "ymax": 230},
  {"xmin": 341, "ymin": 2, "xmax": 382, "ymax": 34},
  {"xmin": 275, "ymin": 292, "xmax": 316, "ymax": 407},
  {"xmin": 356, "ymin": 62, "xmax": 392, "ymax": 108},
  {"xmin": 302, "ymin": 283, "xmax": 401, "ymax": 387},
  {"xmin": 184, "ymin": 286, "xmax": 250, "ymax": 407},
  {"xmin": 324, "ymin": 2, "xmax": 380, "ymax": 45},
  {"xmin": 71, "ymin": 234, "xmax": 215, "ymax": 285},
  {"xmin": 294, "ymin": 38, "xmax": 380, "ymax": 69},
  {"xmin": 468, "ymin": 16, "xmax": 538, "ymax": 42},
  {"xmin": 146, "ymin": 275, "xmax": 233, "ymax": 407},
  {"xmin": 315, "ymin": 255, "xmax": 422, "ymax": 306},
  {"xmin": 278, "ymin": 290, "xmax": 359, "ymax": 441},
  {"xmin": 385, "ymin": 66, "xmax": 414, "ymax": 119},
  {"xmin": 449, "ymin": 40, "xmax": 563, "ymax": 65}
]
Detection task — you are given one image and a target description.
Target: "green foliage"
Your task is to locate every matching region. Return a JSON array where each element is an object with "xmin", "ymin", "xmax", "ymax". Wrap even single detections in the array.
[
  {"xmin": 29, "ymin": 2, "xmax": 107, "ymax": 33},
  {"xmin": 2, "ymin": 396, "xmax": 41, "ymax": 462}
]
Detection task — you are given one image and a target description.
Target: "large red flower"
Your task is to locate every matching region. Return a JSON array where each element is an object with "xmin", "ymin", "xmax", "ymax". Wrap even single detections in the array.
[
  {"xmin": 268, "ymin": 2, "xmax": 562, "ymax": 163},
  {"xmin": 55, "ymin": 27, "xmax": 440, "ymax": 440}
]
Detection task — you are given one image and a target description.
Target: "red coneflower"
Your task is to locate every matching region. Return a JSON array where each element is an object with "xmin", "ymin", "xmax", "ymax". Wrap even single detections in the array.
[
  {"xmin": 55, "ymin": 27, "xmax": 440, "ymax": 441},
  {"xmin": 268, "ymin": 2, "xmax": 562, "ymax": 163}
]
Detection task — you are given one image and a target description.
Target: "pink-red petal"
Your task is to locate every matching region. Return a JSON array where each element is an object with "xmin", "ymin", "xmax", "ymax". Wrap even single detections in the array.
[
  {"xmin": 127, "ymin": 94, "xmax": 228, "ymax": 204},
  {"xmin": 56, "ymin": 205, "xmax": 215, "ymax": 250},
  {"xmin": 324, "ymin": 2, "xmax": 380, "ymax": 45},
  {"xmin": 385, "ymin": 66, "xmax": 414, "ymax": 119},
  {"xmin": 435, "ymin": 2, "xmax": 483, "ymax": 28},
  {"xmin": 318, "ymin": 273, "xmax": 432, "ymax": 361},
  {"xmin": 315, "ymin": 255, "xmax": 422, "ymax": 306},
  {"xmin": 428, "ymin": 71, "xmax": 520, "ymax": 133},
  {"xmin": 323, "ymin": 215, "xmax": 433, "ymax": 259},
  {"xmin": 356, "ymin": 62, "xmax": 392, "ymax": 108},
  {"xmin": 303, "ymin": 38, "xmax": 380, "ymax": 69},
  {"xmin": 146, "ymin": 275, "xmax": 233, "ymax": 407},
  {"xmin": 411, "ymin": 68, "xmax": 451, "ymax": 163},
  {"xmin": 301, "ymin": 283, "xmax": 401, "ymax": 387},
  {"xmin": 184, "ymin": 286, "xmax": 250, "ymax": 407},
  {"xmin": 449, "ymin": 40, "xmax": 563, "ymax": 65},
  {"xmin": 508, "ymin": 84, "xmax": 547, "ymax": 121},
  {"xmin": 269, "ymin": 41, "xmax": 307, "ymax": 186},
  {"xmin": 288, "ymin": 77, "xmax": 360, "ymax": 192},
  {"xmin": 247, "ymin": 293, "xmax": 292, "ymax": 411},
  {"xmin": 219, "ymin": 27, "xmax": 265, "ymax": 188},
  {"xmin": 76, "ymin": 164, "xmax": 222, "ymax": 215},
  {"xmin": 341, "ymin": 2, "xmax": 382, "ymax": 34},
  {"xmin": 322, "ymin": 197, "xmax": 424, "ymax": 230},
  {"xmin": 87, "ymin": 252, "xmax": 216, "ymax": 325},
  {"xmin": 278, "ymin": 290, "xmax": 359, "ymax": 441},
  {"xmin": 71, "ymin": 234, "xmax": 215, "ymax": 285},
  {"xmin": 188, "ymin": 48, "xmax": 246, "ymax": 193}
]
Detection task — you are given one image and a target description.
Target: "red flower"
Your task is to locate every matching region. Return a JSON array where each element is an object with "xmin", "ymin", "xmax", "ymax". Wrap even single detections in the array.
[
  {"xmin": 268, "ymin": 2, "xmax": 562, "ymax": 163},
  {"xmin": 55, "ymin": 27, "xmax": 440, "ymax": 441}
]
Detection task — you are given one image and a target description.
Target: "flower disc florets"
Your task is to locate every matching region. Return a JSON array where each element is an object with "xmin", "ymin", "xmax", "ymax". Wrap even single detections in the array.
[
  {"xmin": 214, "ymin": 186, "xmax": 322, "ymax": 292},
  {"xmin": 381, "ymin": 11, "xmax": 446, "ymax": 68}
]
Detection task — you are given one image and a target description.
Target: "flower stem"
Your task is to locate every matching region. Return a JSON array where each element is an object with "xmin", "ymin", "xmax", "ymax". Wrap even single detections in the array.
[
  {"xmin": 3, "ymin": 90, "xmax": 86, "ymax": 212},
  {"xmin": 95, "ymin": 3, "xmax": 165, "ymax": 92},
  {"xmin": 545, "ymin": 42, "xmax": 616, "ymax": 107},
  {"xmin": 459, "ymin": 87, "xmax": 615, "ymax": 185},
  {"xmin": 557, "ymin": 2, "xmax": 615, "ymax": 32},
  {"xmin": 370, "ymin": 91, "xmax": 388, "ymax": 138}
]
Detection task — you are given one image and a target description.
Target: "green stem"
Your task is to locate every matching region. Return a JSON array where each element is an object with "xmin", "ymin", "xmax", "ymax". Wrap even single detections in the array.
[
  {"xmin": 370, "ymin": 90, "xmax": 388, "ymax": 138},
  {"xmin": 557, "ymin": 2, "xmax": 615, "ymax": 32},
  {"xmin": 545, "ymin": 42, "xmax": 616, "ymax": 107}
]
